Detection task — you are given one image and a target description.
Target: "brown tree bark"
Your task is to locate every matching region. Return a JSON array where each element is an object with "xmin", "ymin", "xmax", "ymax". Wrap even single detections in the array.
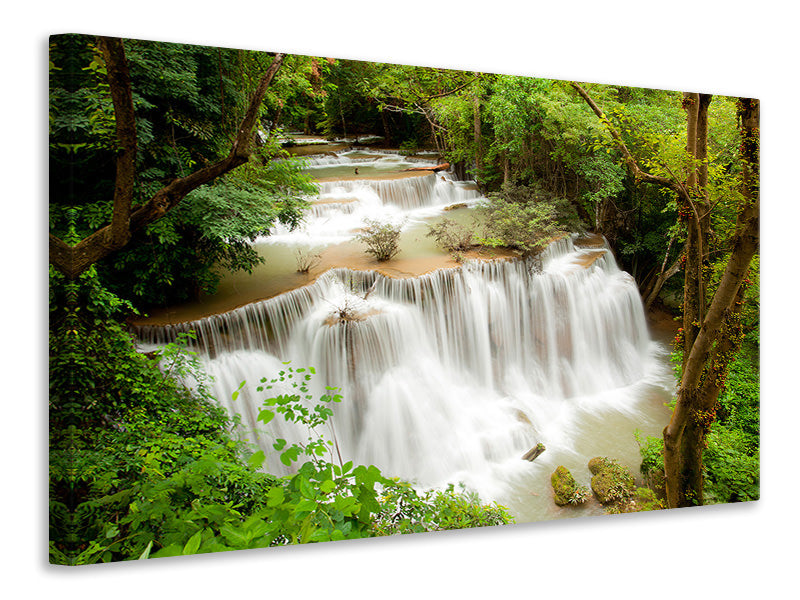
[
  {"xmin": 571, "ymin": 83, "xmax": 760, "ymax": 507},
  {"xmin": 663, "ymin": 98, "xmax": 759, "ymax": 507},
  {"xmin": 680, "ymin": 93, "xmax": 712, "ymax": 371},
  {"xmin": 644, "ymin": 254, "xmax": 682, "ymax": 311},
  {"xmin": 48, "ymin": 38, "xmax": 286, "ymax": 279},
  {"xmin": 473, "ymin": 93, "xmax": 482, "ymax": 180}
]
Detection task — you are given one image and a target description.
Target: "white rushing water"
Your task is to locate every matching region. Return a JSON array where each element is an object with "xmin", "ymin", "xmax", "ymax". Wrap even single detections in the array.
[
  {"xmin": 134, "ymin": 149, "xmax": 674, "ymax": 520},
  {"xmin": 267, "ymin": 150, "xmax": 481, "ymax": 245}
]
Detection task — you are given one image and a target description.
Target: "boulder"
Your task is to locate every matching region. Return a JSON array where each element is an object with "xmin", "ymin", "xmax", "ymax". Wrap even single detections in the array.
[
  {"xmin": 588, "ymin": 457, "xmax": 636, "ymax": 505},
  {"xmin": 551, "ymin": 466, "xmax": 589, "ymax": 506}
]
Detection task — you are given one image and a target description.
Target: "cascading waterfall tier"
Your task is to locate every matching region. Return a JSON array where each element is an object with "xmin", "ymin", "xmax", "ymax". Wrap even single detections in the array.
[
  {"xmin": 133, "ymin": 235, "xmax": 662, "ymax": 497},
  {"xmin": 267, "ymin": 150, "xmax": 480, "ymax": 243},
  {"xmin": 314, "ymin": 175, "xmax": 480, "ymax": 213}
]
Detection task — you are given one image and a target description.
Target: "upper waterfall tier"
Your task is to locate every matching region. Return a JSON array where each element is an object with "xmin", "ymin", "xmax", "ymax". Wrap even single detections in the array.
[
  {"xmin": 267, "ymin": 150, "xmax": 479, "ymax": 243},
  {"xmin": 314, "ymin": 175, "xmax": 480, "ymax": 213}
]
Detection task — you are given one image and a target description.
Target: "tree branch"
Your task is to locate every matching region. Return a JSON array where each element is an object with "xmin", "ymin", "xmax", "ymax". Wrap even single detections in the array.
[
  {"xmin": 48, "ymin": 43, "xmax": 286, "ymax": 279},
  {"xmin": 570, "ymin": 82, "xmax": 683, "ymax": 195}
]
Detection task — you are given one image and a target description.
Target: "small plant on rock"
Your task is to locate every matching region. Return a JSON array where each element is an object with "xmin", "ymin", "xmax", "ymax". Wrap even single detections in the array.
[{"xmin": 551, "ymin": 466, "xmax": 590, "ymax": 507}]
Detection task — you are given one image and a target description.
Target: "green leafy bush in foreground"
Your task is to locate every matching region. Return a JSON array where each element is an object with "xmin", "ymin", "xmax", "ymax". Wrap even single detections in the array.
[{"xmin": 49, "ymin": 276, "xmax": 512, "ymax": 564}]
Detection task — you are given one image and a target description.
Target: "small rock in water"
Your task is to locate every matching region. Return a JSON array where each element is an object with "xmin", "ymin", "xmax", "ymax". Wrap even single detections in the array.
[{"xmin": 522, "ymin": 442, "xmax": 546, "ymax": 461}]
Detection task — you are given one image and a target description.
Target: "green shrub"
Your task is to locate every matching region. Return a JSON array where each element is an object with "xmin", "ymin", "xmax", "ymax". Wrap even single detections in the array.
[
  {"xmin": 356, "ymin": 218, "xmax": 403, "ymax": 261},
  {"xmin": 476, "ymin": 182, "xmax": 570, "ymax": 257},
  {"xmin": 426, "ymin": 218, "xmax": 474, "ymax": 254},
  {"xmin": 703, "ymin": 425, "xmax": 760, "ymax": 504}
]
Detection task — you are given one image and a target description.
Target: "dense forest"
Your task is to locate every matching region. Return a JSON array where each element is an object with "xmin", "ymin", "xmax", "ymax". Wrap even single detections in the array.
[{"xmin": 48, "ymin": 34, "xmax": 759, "ymax": 564}]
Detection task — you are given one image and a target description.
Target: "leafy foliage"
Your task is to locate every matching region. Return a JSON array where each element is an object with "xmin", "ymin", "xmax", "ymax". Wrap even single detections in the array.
[
  {"xmin": 476, "ymin": 182, "xmax": 575, "ymax": 257},
  {"xmin": 49, "ymin": 275, "xmax": 512, "ymax": 564},
  {"xmin": 660, "ymin": 342, "xmax": 759, "ymax": 505},
  {"xmin": 49, "ymin": 35, "xmax": 316, "ymax": 308},
  {"xmin": 702, "ymin": 349, "xmax": 760, "ymax": 503},
  {"xmin": 355, "ymin": 218, "xmax": 404, "ymax": 261}
]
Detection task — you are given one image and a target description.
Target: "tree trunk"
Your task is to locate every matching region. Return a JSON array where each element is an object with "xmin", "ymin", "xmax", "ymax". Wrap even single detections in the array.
[
  {"xmin": 644, "ymin": 256, "xmax": 682, "ymax": 310},
  {"xmin": 663, "ymin": 98, "xmax": 759, "ymax": 507},
  {"xmin": 680, "ymin": 93, "xmax": 710, "ymax": 371},
  {"xmin": 571, "ymin": 83, "xmax": 760, "ymax": 508},
  {"xmin": 380, "ymin": 109, "xmax": 393, "ymax": 145},
  {"xmin": 48, "ymin": 39, "xmax": 285, "ymax": 278}
]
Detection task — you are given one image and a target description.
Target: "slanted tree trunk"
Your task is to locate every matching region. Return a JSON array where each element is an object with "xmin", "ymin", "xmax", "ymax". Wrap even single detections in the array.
[
  {"xmin": 571, "ymin": 83, "xmax": 760, "ymax": 507},
  {"xmin": 662, "ymin": 98, "xmax": 759, "ymax": 507},
  {"xmin": 642, "ymin": 230, "xmax": 682, "ymax": 310},
  {"xmin": 48, "ymin": 37, "xmax": 285, "ymax": 279}
]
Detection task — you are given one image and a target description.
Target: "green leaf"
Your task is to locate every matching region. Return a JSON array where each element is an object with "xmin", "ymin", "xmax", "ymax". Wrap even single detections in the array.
[
  {"xmin": 247, "ymin": 450, "xmax": 266, "ymax": 469},
  {"xmin": 280, "ymin": 446, "xmax": 300, "ymax": 466},
  {"xmin": 183, "ymin": 530, "xmax": 203, "ymax": 555},
  {"xmin": 266, "ymin": 486, "xmax": 284, "ymax": 507},
  {"xmin": 152, "ymin": 544, "xmax": 183, "ymax": 558},
  {"xmin": 320, "ymin": 479, "xmax": 336, "ymax": 494},
  {"xmin": 299, "ymin": 476, "xmax": 316, "ymax": 499},
  {"xmin": 138, "ymin": 541, "xmax": 153, "ymax": 560},
  {"xmin": 220, "ymin": 524, "xmax": 248, "ymax": 548},
  {"xmin": 231, "ymin": 380, "xmax": 246, "ymax": 401},
  {"xmin": 294, "ymin": 498, "xmax": 317, "ymax": 513}
]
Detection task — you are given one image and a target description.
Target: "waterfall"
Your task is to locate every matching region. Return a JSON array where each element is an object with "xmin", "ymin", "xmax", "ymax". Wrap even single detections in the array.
[
  {"xmin": 132, "ymin": 148, "xmax": 672, "ymax": 505},
  {"xmin": 315, "ymin": 175, "xmax": 480, "ymax": 212},
  {"xmin": 266, "ymin": 151, "xmax": 480, "ymax": 243},
  {"xmin": 134, "ymin": 237, "xmax": 662, "ymax": 495}
]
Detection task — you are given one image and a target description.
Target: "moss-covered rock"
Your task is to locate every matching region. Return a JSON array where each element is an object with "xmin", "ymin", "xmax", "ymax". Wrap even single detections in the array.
[
  {"xmin": 551, "ymin": 466, "xmax": 590, "ymax": 506},
  {"xmin": 631, "ymin": 487, "xmax": 665, "ymax": 511},
  {"xmin": 605, "ymin": 487, "xmax": 666, "ymax": 514},
  {"xmin": 588, "ymin": 457, "xmax": 636, "ymax": 505},
  {"xmin": 588, "ymin": 456, "xmax": 607, "ymax": 475}
]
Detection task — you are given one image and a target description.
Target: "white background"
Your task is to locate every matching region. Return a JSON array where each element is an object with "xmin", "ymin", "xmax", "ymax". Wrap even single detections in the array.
[{"xmin": 5, "ymin": 2, "xmax": 796, "ymax": 598}]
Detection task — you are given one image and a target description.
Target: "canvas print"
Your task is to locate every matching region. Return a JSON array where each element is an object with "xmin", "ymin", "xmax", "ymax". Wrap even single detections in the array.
[{"xmin": 48, "ymin": 33, "xmax": 760, "ymax": 565}]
